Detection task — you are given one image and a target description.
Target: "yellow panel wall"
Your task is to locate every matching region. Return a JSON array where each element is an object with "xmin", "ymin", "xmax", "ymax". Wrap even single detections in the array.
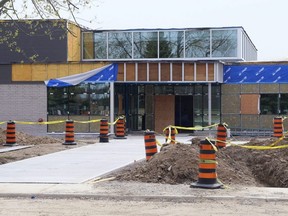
[
  {"xmin": 12, "ymin": 64, "xmax": 32, "ymax": 81},
  {"xmin": 12, "ymin": 63, "xmax": 109, "ymax": 81},
  {"xmin": 47, "ymin": 64, "xmax": 58, "ymax": 79},
  {"xmin": 32, "ymin": 64, "xmax": 47, "ymax": 81},
  {"xmin": 67, "ymin": 23, "xmax": 81, "ymax": 62},
  {"xmin": 58, "ymin": 64, "xmax": 69, "ymax": 78}
]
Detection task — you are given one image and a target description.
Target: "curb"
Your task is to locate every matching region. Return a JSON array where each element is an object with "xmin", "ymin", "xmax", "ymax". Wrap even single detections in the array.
[{"xmin": 1, "ymin": 193, "xmax": 288, "ymax": 202}]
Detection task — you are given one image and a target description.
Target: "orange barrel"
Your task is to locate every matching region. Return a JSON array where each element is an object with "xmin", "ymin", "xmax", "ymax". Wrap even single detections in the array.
[
  {"xmin": 216, "ymin": 123, "xmax": 227, "ymax": 148},
  {"xmin": 100, "ymin": 118, "xmax": 109, "ymax": 142},
  {"xmin": 144, "ymin": 130, "xmax": 157, "ymax": 161},
  {"xmin": 63, "ymin": 120, "xmax": 76, "ymax": 145},
  {"xmin": 115, "ymin": 116, "xmax": 126, "ymax": 139},
  {"xmin": 4, "ymin": 120, "xmax": 16, "ymax": 146},
  {"xmin": 165, "ymin": 126, "xmax": 176, "ymax": 144},
  {"xmin": 273, "ymin": 117, "xmax": 283, "ymax": 138},
  {"xmin": 191, "ymin": 139, "xmax": 222, "ymax": 189}
]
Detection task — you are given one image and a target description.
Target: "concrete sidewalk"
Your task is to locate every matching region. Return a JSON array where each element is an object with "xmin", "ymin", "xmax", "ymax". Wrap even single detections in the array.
[
  {"xmin": 0, "ymin": 134, "xmax": 287, "ymax": 202},
  {"xmin": 0, "ymin": 136, "xmax": 148, "ymax": 183},
  {"xmin": 0, "ymin": 134, "xmax": 192, "ymax": 184}
]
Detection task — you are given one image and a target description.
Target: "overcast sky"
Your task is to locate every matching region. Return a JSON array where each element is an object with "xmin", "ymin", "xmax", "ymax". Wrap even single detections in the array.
[{"xmin": 77, "ymin": 0, "xmax": 288, "ymax": 61}]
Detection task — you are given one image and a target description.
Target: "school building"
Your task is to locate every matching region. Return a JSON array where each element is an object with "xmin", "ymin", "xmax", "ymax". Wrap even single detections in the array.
[{"xmin": 0, "ymin": 19, "xmax": 286, "ymax": 136}]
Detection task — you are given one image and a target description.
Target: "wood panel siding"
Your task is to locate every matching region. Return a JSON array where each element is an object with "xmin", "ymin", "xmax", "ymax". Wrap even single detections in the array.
[
  {"xmin": 208, "ymin": 63, "xmax": 214, "ymax": 81},
  {"xmin": 12, "ymin": 62, "xmax": 220, "ymax": 82},
  {"xmin": 67, "ymin": 23, "xmax": 81, "ymax": 62},
  {"xmin": 58, "ymin": 64, "xmax": 69, "ymax": 78},
  {"xmin": 126, "ymin": 63, "xmax": 135, "ymax": 81},
  {"xmin": 240, "ymin": 94, "xmax": 260, "ymax": 114},
  {"xmin": 196, "ymin": 63, "xmax": 206, "ymax": 81},
  {"xmin": 172, "ymin": 63, "xmax": 182, "ymax": 81},
  {"xmin": 184, "ymin": 63, "xmax": 194, "ymax": 81},
  {"xmin": 12, "ymin": 63, "xmax": 108, "ymax": 81},
  {"xmin": 138, "ymin": 63, "xmax": 147, "ymax": 81},
  {"xmin": 32, "ymin": 64, "xmax": 47, "ymax": 81},
  {"xmin": 117, "ymin": 63, "xmax": 124, "ymax": 81},
  {"xmin": 12, "ymin": 64, "xmax": 32, "ymax": 81},
  {"xmin": 161, "ymin": 63, "xmax": 170, "ymax": 81},
  {"xmin": 149, "ymin": 63, "xmax": 159, "ymax": 81}
]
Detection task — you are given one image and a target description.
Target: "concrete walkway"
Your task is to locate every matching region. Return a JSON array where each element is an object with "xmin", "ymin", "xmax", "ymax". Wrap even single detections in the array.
[
  {"xmin": 0, "ymin": 136, "xmax": 148, "ymax": 183},
  {"xmin": 0, "ymin": 134, "xmax": 192, "ymax": 184}
]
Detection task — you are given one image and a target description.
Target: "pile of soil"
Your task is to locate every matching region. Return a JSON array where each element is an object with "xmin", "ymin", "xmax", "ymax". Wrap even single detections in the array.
[
  {"xmin": 114, "ymin": 137, "xmax": 288, "ymax": 187},
  {"xmin": 0, "ymin": 127, "xmax": 62, "ymax": 145}
]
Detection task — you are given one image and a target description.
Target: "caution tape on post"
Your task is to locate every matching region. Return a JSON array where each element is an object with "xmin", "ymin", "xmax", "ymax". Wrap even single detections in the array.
[
  {"xmin": 14, "ymin": 120, "xmax": 66, "ymax": 125},
  {"xmin": 235, "ymin": 144, "xmax": 288, "ymax": 150},
  {"xmin": 206, "ymin": 137, "xmax": 218, "ymax": 152},
  {"xmin": 210, "ymin": 135, "xmax": 288, "ymax": 150},
  {"xmin": 74, "ymin": 119, "xmax": 102, "ymax": 124},
  {"xmin": 163, "ymin": 123, "xmax": 219, "ymax": 132},
  {"xmin": 108, "ymin": 116, "xmax": 122, "ymax": 125}
]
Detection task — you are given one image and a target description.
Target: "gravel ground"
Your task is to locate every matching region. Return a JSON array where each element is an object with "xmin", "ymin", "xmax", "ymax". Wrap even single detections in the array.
[{"xmin": 1, "ymin": 197, "xmax": 288, "ymax": 216}]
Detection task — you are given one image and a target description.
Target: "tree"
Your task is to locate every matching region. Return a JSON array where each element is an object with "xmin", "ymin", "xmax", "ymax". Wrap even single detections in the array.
[
  {"xmin": 0, "ymin": 0, "xmax": 95, "ymax": 25},
  {"xmin": 0, "ymin": 0, "xmax": 96, "ymax": 62}
]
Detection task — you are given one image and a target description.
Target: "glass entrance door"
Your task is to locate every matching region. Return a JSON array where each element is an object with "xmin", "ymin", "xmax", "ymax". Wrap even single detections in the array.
[{"xmin": 175, "ymin": 96, "xmax": 194, "ymax": 132}]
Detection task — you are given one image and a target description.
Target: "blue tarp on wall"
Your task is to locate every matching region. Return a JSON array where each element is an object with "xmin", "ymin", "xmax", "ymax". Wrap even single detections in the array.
[
  {"xmin": 45, "ymin": 63, "xmax": 118, "ymax": 87},
  {"xmin": 224, "ymin": 65, "xmax": 288, "ymax": 84}
]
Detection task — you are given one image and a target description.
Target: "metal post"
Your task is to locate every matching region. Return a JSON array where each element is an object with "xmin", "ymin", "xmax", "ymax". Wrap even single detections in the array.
[
  {"xmin": 110, "ymin": 82, "xmax": 115, "ymax": 134},
  {"xmin": 208, "ymin": 83, "xmax": 212, "ymax": 136}
]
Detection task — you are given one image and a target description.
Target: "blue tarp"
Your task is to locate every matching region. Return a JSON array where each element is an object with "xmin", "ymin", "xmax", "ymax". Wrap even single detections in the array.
[
  {"xmin": 224, "ymin": 65, "xmax": 288, "ymax": 84},
  {"xmin": 45, "ymin": 63, "xmax": 118, "ymax": 87}
]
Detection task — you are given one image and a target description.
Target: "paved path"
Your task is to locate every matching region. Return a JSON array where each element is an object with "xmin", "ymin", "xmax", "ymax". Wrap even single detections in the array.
[{"xmin": 0, "ymin": 136, "xmax": 148, "ymax": 183}]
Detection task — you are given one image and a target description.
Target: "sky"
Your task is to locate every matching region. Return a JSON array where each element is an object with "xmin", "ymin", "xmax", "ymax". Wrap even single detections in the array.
[{"xmin": 75, "ymin": 0, "xmax": 288, "ymax": 61}]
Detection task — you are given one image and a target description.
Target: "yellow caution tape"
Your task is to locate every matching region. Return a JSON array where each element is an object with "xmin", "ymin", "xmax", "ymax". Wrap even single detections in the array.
[
  {"xmin": 164, "ymin": 123, "xmax": 218, "ymax": 132},
  {"xmin": 107, "ymin": 115, "xmax": 126, "ymax": 125},
  {"xmin": 109, "ymin": 116, "xmax": 121, "ymax": 125},
  {"xmin": 15, "ymin": 120, "xmax": 66, "ymax": 125},
  {"xmin": 74, "ymin": 119, "xmax": 101, "ymax": 124},
  {"xmin": 163, "ymin": 125, "xmax": 179, "ymax": 134},
  {"xmin": 206, "ymin": 137, "xmax": 218, "ymax": 152},
  {"xmin": 0, "ymin": 121, "xmax": 6, "ymax": 125},
  {"xmin": 234, "ymin": 144, "xmax": 288, "ymax": 150},
  {"xmin": 156, "ymin": 139, "xmax": 163, "ymax": 147}
]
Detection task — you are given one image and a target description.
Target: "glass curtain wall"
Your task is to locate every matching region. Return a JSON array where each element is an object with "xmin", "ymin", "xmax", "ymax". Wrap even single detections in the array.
[
  {"xmin": 114, "ymin": 83, "xmax": 221, "ymax": 131},
  {"xmin": 47, "ymin": 83, "xmax": 110, "ymax": 132},
  {"xmin": 83, "ymin": 28, "xmax": 242, "ymax": 60}
]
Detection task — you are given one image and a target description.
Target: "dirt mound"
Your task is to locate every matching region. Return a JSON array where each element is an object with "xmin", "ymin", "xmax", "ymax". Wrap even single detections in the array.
[
  {"xmin": 115, "ymin": 138, "xmax": 288, "ymax": 187},
  {"xmin": 0, "ymin": 127, "xmax": 62, "ymax": 145}
]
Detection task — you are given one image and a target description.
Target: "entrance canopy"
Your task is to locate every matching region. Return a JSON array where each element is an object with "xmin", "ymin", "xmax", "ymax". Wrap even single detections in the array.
[{"xmin": 44, "ymin": 63, "xmax": 118, "ymax": 87}]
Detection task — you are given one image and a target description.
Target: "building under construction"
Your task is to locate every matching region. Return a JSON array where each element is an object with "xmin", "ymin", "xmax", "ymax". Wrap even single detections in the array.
[{"xmin": 0, "ymin": 19, "xmax": 287, "ymax": 135}]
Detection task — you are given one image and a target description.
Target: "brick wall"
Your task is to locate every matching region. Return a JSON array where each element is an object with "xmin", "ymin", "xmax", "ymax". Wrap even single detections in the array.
[{"xmin": 0, "ymin": 84, "xmax": 47, "ymax": 136}]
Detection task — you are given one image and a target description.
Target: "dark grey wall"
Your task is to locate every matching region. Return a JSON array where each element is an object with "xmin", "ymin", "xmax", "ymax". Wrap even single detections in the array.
[
  {"xmin": 0, "ymin": 65, "xmax": 12, "ymax": 84},
  {"xmin": 0, "ymin": 20, "xmax": 68, "ymax": 64}
]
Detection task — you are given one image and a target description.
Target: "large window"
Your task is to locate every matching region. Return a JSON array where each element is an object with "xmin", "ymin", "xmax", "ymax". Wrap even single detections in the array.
[
  {"xmin": 211, "ymin": 29, "xmax": 237, "ymax": 57},
  {"xmin": 260, "ymin": 94, "xmax": 279, "ymax": 115},
  {"xmin": 83, "ymin": 27, "xmax": 257, "ymax": 61},
  {"xmin": 94, "ymin": 32, "xmax": 107, "ymax": 59},
  {"xmin": 159, "ymin": 31, "xmax": 184, "ymax": 58},
  {"xmin": 133, "ymin": 32, "xmax": 158, "ymax": 58},
  {"xmin": 47, "ymin": 83, "xmax": 110, "ymax": 116},
  {"xmin": 185, "ymin": 29, "xmax": 210, "ymax": 57},
  {"xmin": 108, "ymin": 32, "xmax": 132, "ymax": 59}
]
